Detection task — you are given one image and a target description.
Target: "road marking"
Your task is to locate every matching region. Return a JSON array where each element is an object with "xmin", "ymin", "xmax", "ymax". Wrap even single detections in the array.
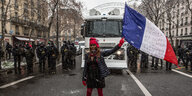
[
  {"xmin": 126, "ymin": 70, "xmax": 152, "ymax": 96},
  {"xmin": 175, "ymin": 67, "xmax": 185, "ymax": 69},
  {"xmin": 56, "ymin": 63, "xmax": 62, "ymax": 67},
  {"xmin": 0, "ymin": 63, "xmax": 62, "ymax": 89},
  {"xmin": 172, "ymin": 69, "xmax": 192, "ymax": 78},
  {"xmin": 154, "ymin": 61, "xmax": 192, "ymax": 78},
  {"xmin": 0, "ymin": 76, "xmax": 35, "ymax": 89},
  {"xmin": 152, "ymin": 61, "xmax": 192, "ymax": 78}
]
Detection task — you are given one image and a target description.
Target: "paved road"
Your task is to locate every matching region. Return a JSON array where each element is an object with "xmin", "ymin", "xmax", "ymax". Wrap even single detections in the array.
[{"xmin": 0, "ymin": 55, "xmax": 192, "ymax": 96}]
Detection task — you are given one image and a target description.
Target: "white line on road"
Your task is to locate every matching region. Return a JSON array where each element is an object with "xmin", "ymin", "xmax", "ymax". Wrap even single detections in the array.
[
  {"xmin": 0, "ymin": 63, "xmax": 62, "ymax": 89},
  {"xmin": 172, "ymin": 69, "xmax": 192, "ymax": 78},
  {"xmin": 56, "ymin": 63, "xmax": 62, "ymax": 67},
  {"xmin": 152, "ymin": 61, "xmax": 192, "ymax": 79},
  {"xmin": 0, "ymin": 76, "xmax": 35, "ymax": 89},
  {"xmin": 126, "ymin": 70, "xmax": 152, "ymax": 96}
]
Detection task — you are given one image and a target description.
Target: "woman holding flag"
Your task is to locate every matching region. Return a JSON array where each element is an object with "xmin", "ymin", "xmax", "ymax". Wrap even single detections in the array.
[{"xmin": 82, "ymin": 37, "xmax": 124, "ymax": 96}]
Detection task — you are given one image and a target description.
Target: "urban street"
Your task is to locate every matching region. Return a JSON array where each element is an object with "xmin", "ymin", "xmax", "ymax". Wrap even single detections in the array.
[
  {"xmin": 0, "ymin": 0, "xmax": 192, "ymax": 96},
  {"xmin": 0, "ymin": 55, "xmax": 192, "ymax": 96}
]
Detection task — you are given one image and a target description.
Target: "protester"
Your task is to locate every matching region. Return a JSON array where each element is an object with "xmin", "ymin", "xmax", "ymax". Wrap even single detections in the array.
[{"xmin": 82, "ymin": 37, "xmax": 124, "ymax": 96}]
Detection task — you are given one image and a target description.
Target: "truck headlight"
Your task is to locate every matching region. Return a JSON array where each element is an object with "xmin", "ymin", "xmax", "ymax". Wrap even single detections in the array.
[{"xmin": 117, "ymin": 51, "xmax": 121, "ymax": 55}]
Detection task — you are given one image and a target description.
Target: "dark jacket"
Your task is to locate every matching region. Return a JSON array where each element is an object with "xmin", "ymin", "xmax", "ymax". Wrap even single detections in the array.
[
  {"xmin": 0, "ymin": 47, "xmax": 4, "ymax": 58},
  {"xmin": 36, "ymin": 46, "xmax": 47, "ymax": 59},
  {"xmin": 6, "ymin": 43, "xmax": 12, "ymax": 53},
  {"xmin": 23, "ymin": 48, "xmax": 34, "ymax": 61},
  {"xmin": 12, "ymin": 46, "xmax": 23, "ymax": 57},
  {"xmin": 47, "ymin": 46, "xmax": 59, "ymax": 60},
  {"xmin": 83, "ymin": 45, "xmax": 120, "ymax": 81}
]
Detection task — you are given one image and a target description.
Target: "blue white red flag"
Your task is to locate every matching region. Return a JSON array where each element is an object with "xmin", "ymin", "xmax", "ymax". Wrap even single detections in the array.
[{"xmin": 122, "ymin": 4, "xmax": 178, "ymax": 65}]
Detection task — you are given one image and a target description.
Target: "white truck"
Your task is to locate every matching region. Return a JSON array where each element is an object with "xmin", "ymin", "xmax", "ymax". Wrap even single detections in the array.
[{"xmin": 80, "ymin": 8, "xmax": 128, "ymax": 69}]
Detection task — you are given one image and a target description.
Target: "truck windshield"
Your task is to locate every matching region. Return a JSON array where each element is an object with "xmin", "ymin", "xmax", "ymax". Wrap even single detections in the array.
[{"xmin": 86, "ymin": 20, "xmax": 122, "ymax": 37}]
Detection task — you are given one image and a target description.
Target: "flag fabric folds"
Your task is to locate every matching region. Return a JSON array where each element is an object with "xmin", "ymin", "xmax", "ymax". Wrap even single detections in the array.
[{"xmin": 122, "ymin": 4, "xmax": 178, "ymax": 65}]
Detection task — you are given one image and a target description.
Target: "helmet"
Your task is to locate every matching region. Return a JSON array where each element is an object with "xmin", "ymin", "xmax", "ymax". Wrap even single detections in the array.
[
  {"xmin": 68, "ymin": 40, "xmax": 70, "ymax": 45},
  {"xmin": 26, "ymin": 44, "xmax": 31, "ymax": 49},
  {"xmin": 63, "ymin": 41, "xmax": 67, "ymax": 43}
]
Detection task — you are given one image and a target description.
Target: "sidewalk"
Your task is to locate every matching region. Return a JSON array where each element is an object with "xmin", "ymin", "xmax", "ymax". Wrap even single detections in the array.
[{"xmin": 0, "ymin": 57, "xmax": 40, "ymax": 76}]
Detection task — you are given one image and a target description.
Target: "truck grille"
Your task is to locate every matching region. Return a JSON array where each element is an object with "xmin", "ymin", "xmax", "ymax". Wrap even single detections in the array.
[{"xmin": 99, "ymin": 43, "xmax": 116, "ymax": 47}]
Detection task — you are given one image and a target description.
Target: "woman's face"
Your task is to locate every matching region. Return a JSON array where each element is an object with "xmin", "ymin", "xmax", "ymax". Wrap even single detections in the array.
[{"xmin": 90, "ymin": 44, "xmax": 97, "ymax": 52}]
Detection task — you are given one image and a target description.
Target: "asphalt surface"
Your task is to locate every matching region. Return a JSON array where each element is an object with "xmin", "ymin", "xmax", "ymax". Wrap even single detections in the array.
[{"xmin": 0, "ymin": 55, "xmax": 192, "ymax": 96}]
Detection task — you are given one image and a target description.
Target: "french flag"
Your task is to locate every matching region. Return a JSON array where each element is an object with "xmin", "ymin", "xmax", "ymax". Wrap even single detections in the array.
[{"xmin": 122, "ymin": 4, "xmax": 178, "ymax": 65}]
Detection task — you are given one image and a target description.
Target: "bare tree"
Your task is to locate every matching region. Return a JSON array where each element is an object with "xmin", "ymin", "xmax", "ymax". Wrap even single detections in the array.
[
  {"xmin": 40, "ymin": 0, "xmax": 83, "ymax": 44},
  {"xmin": 39, "ymin": 0, "xmax": 59, "ymax": 43},
  {"xmin": 186, "ymin": 0, "xmax": 192, "ymax": 34},
  {"xmin": 164, "ymin": 0, "xmax": 179, "ymax": 46},
  {"xmin": 0, "ymin": 0, "xmax": 11, "ymax": 47},
  {"xmin": 50, "ymin": 0, "xmax": 83, "ymax": 41},
  {"xmin": 139, "ymin": 0, "xmax": 178, "ymax": 63},
  {"xmin": 140, "ymin": 0, "xmax": 178, "ymax": 45}
]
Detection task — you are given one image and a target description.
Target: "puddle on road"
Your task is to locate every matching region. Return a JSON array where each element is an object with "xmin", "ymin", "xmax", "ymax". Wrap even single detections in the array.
[
  {"xmin": 121, "ymin": 81, "xmax": 130, "ymax": 95},
  {"xmin": 61, "ymin": 89, "xmax": 81, "ymax": 95}
]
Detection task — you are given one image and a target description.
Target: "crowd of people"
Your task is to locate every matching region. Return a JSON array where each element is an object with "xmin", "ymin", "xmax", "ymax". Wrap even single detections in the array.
[
  {"xmin": 0, "ymin": 40, "xmax": 77, "ymax": 75},
  {"xmin": 0, "ymin": 40, "xmax": 192, "ymax": 75},
  {"xmin": 127, "ymin": 44, "xmax": 192, "ymax": 71},
  {"xmin": 178, "ymin": 45, "xmax": 192, "ymax": 71}
]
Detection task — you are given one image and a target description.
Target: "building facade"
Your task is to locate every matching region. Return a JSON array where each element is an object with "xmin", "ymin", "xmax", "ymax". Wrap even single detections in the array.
[
  {"xmin": 139, "ymin": 0, "xmax": 192, "ymax": 49},
  {"xmin": 0, "ymin": 0, "xmax": 48, "ymax": 45},
  {"xmin": 50, "ymin": 8, "xmax": 83, "ymax": 45},
  {"xmin": 163, "ymin": 0, "xmax": 192, "ymax": 47}
]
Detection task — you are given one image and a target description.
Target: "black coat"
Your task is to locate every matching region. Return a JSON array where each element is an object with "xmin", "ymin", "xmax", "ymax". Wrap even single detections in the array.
[
  {"xmin": 24, "ymin": 48, "xmax": 34, "ymax": 62},
  {"xmin": 82, "ymin": 45, "xmax": 121, "ymax": 88},
  {"xmin": 6, "ymin": 44, "xmax": 12, "ymax": 53},
  {"xmin": 36, "ymin": 46, "xmax": 47, "ymax": 59},
  {"xmin": 47, "ymin": 46, "xmax": 59, "ymax": 60}
]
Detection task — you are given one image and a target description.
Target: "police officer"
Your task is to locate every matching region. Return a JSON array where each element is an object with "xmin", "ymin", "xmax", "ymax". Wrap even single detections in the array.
[
  {"xmin": 127, "ymin": 45, "xmax": 135, "ymax": 68},
  {"xmin": 36, "ymin": 42, "xmax": 47, "ymax": 72},
  {"xmin": 166, "ymin": 61, "xmax": 172, "ymax": 70},
  {"xmin": 133, "ymin": 47, "xmax": 139, "ymax": 68},
  {"xmin": 151, "ymin": 56, "xmax": 155, "ymax": 68},
  {"xmin": 61, "ymin": 41, "xmax": 67, "ymax": 70},
  {"xmin": 6, "ymin": 42, "xmax": 12, "ymax": 59},
  {"xmin": 67, "ymin": 41, "xmax": 73, "ymax": 69},
  {"xmin": 0, "ymin": 46, "xmax": 4, "ymax": 69},
  {"xmin": 12, "ymin": 44, "xmax": 22, "ymax": 74},
  {"xmin": 151, "ymin": 57, "xmax": 160, "ymax": 70},
  {"xmin": 23, "ymin": 44, "xmax": 34, "ymax": 74},
  {"xmin": 127, "ymin": 45, "xmax": 131, "ymax": 67},
  {"xmin": 178, "ymin": 46, "xmax": 186, "ymax": 66},
  {"xmin": 46, "ymin": 41, "xmax": 52, "ymax": 69},
  {"xmin": 47, "ymin": 41, "xmax": 59, "ymax": 73},
  {"xmin": 71, "ymin": 43, "xmax": 76, "ymax": 69},
  {"xmin": 65, "ymin": 41, "xmax": 72, "ymax": 69},
  {"xmin": 140, "ymin": 52, "xmax": 148, "ymax": 68},
  {"xmin": 185, "ymin": 45, "xmax": 192, "ymax": 71}
]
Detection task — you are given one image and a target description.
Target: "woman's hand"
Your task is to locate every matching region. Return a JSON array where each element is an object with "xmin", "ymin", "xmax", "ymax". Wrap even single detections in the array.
[
  {"xmin": 82, "ymin": 81, "xmax": 87, "ymax": 86},
  {"xmin": 118, "ymin": 38, "xmax": 124, "ymax": 47}
]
